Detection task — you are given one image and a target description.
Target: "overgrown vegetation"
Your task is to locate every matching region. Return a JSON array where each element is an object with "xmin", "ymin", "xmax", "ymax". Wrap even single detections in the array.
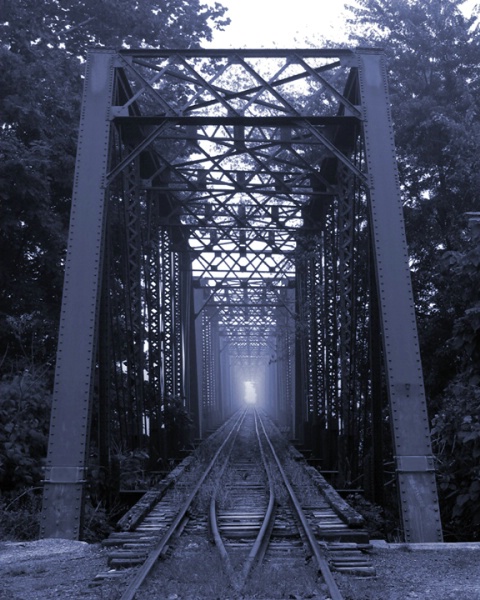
[
  {"xmin": 345, "ymin": 0, "xmax": 480, "ymax": 541},
  {"xmin": 0, "ymin": 0, "xmax": 229, "ymax": 541},
  {"xmin": 0, "ymin": 372, "xmax": 50, "ymax": 492},
  {"xmin": 0, "ymin": 369, "xmax": 50, "ymax": 540}
]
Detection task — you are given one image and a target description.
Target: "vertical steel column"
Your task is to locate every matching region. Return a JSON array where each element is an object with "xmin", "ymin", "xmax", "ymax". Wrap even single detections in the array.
[
  {"xmin": 201, "ymin": 307, "xmax": 214, "ymax": 430},
  {"xmin": 357, "ymin": 49, "xmax": 443, "ymax": 542},
  {"xmin": 172, "ymin": 251, "xmax": 183, "ymax": 397},
  {"xmin": 286, "ymin": 287, "xmax": 296, "ymax": 438},
  {"xmin": 294, "ymin": 258, "xmax": 308, "ymax": 445},
  {"xmin": 271, "ymin": 357, "xmax": 279, "ymax": 421},
  {"xmin": 275, "ymin": 304, "xmax": 287, "ymax": 426},
  {"xmin": 193, "ymin": 287, "xmax": 205, "ymax": 439},
  {"xmin": 280, "ymin": 287, "xmax": 296, "ymax": 439},
  {"xmin": 312, "ymin": 247, "xmax": 326, "ymax": 427},
  {"xmin": 98, "ymin": 226, "xmax": 112, "ymax": 483},
  {"xmin": 323, "ymin": 201, "xmax": 339, "ymax": 433},
  {"xmin": 369, "ymin": 249, "xmax": 385, "ymax": 505},
  {"xmin": 180, "ymin": 253, "xmax": 200, "ymax": 438},
  {"xmin": 41, "ymin": 51, "xmax": 115, "ymax": 539},
  {"xmin": 336, "ymin": 167, "xmax": 356, "ymax": 486},
  {"xmin": 161, "ymin": 229, "xmax": 175, "ymax": 400},
  {"xmin": 144, "ymin": 197, "xmax": 163, "ymax": 463},
  {"xmin": 219, "ymin": 338, "xmax": 230, "ymax": 419},
  {"xmin": 305, "ymin": 254, "xmax": 317, "ymax": 424},
  {"xmin": 211, "ymin": 315, "xmax": 222, "ymax": 425},
  {"xmin": 122, "ymin": 159, "xmax": 145, "ymax": 445}
]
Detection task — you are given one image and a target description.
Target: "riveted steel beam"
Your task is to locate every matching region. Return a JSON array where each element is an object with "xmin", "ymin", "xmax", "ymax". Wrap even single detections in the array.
[
  {"xmin": 357, "ymin": 49, "xmax": 442, "ymax": 542},
  {"xmin": 41, "ymin": 51, "xmax": 116, "ymax": 539},
  {"xmin": 42, "ymin": 47, "xmax": 443, "ymax": 545},
  {"xmin": 118, "ymin": 48, "xmax": 358, "ymax": 59}
]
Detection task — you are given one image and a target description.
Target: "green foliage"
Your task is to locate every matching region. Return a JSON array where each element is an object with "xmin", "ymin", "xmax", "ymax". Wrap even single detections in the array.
[
  {"xmin": 344, "ymin": 1, "xmax": 480, "ymax": 405},
  {"xmin": 432, "ymin": 384, "xmax": 480, "ymax": 540},
  {"xmin": 1, "ymin": 0, "xmax": 230, "ymax": 55},
  {"xmin": 0, "ymin": 488, "xmax": 42, "ymax": 540},
  {"xmin": 0, "ymin": 371, "xmax": 49, "ymax": 541},
  {"xmin": 164, "ymin": 394, "xmax": 194, "ymax": 455},
  {"xmin": 346, "ymin": 493, "xmax": 400, "ymax": 541},
  {"xmin": 0, "ymin": 372, "xmax": 51, "ymax": 492},
  {"xmin": 428, "ymin": 222, "xmax": 480, "ymax": 539},
  {"xmin": 82, "ymin": 500, "xmax": 114, "ymax": 543},
  {"xmin": 344, "ymin": 0, "xmax": 480, "ymax": 540},
  {"xmin": 0, "ymin": 0, "xmax": 228, "ymax": 539},
  {"xmin": 347, "ymin": 0, "xmax": 480, "ymax": 243},
  {"xmin": 0, "ymin": 0, "xmax": 229, "ymax": 375},
  {"xmin": 114, "ymin": 448, "xmax": 152, "ymax": 490}
]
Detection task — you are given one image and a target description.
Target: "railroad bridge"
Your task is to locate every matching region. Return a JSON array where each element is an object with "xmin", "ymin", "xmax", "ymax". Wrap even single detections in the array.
[{"xmin": 41, "ymin": 48, "xmax": 442, "ymax": 544}]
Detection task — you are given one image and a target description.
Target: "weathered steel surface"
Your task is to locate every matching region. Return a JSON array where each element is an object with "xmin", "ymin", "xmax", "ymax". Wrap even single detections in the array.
[
  {"xmin": 41, "ymin": 48, "xmax": 442, "ymax": 544},
  {"xmin": 357, "ymin": 50, "xmax": 442, "ymax": 542},
  {"xmin": 41, "ymin": 51, "xmax": 116, "ymax": 538}
]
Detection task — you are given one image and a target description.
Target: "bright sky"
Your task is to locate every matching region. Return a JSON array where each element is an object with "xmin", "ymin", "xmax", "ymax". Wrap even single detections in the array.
[
  {"xmin": 206, "ymin": 0, "xmax": 478, "ymax": 48},
  {"xmin": 206, "ymin": 0, "xmax": 352, "ymax": 48}
]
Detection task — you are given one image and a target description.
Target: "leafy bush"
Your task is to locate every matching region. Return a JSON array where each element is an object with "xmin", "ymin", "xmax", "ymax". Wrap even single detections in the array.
[
  {"xmin": 114, "ymin": 448, "xmax": 151, "ymax": 490},
  {"xmin": 0, "ymin": 487, "xmax": 42, "ymax": 540},
  {"xmin": 82, "ymin": 500, "xmax": 113, "ymax": 543},
  {"xmin": 427, "ymin": 223, "xmax": 480, "ymax": 541},
  {"xmin": 346, "ymin": 493, "xmax": 401, "ymax": 541},
  {"xmin": 0, "ymin": 372, "xmax": 51, "ymax": 494},
  {"xmin": 0, "ymin": 372, "xmax": 51, "ymax": 540},
  {"xmin": 432, "ymin": 383, "xmax": 480, "ymax": 540}
]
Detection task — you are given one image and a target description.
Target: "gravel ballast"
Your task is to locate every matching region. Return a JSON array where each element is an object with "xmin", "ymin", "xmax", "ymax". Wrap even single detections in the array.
[{"xmin": 1, "ymin": 538, "xmax": 480, "ymax": 599}]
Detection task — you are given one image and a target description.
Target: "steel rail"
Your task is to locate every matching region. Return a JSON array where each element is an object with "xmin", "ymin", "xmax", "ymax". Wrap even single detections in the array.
[
  {"xmin": 236, "ymin": 409, "xmax": 277, "ymax": 588},
  {"xmin": 208, "ymin": 414, "xmax": 247, "ymax": 583},
  {"xmin": 209, "ymin": 477, "xmax": 236, "ymax": 583},
  {"xmin": 119, "ymin": 409, "xmax": 247, "ymax": 600},
  {"xmin": 256, "ymin": 409, "xmax": 345, "ymax": 600},
  {"xmin": 209, "ymin": 407, "xmax": 277, "ymax": 591}
]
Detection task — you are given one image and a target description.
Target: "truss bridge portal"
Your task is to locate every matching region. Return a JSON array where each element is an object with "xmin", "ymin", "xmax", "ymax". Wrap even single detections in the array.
[{"xmin": 41, "ymin": 48, "xmax": 443, "ymax": 544}]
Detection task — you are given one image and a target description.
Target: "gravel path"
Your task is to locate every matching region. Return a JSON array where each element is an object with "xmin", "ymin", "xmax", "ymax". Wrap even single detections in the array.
[
  {"xmin": 1, "ymin": 538, "xmax": 479, "ymax": 599},
  {"xmin": 337, "ymin": 542, "xmax": 480, "ymax": 600}
]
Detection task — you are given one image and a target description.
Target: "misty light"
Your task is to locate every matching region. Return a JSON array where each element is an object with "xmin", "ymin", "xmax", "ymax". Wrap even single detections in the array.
[{"xmin": 244, "ymin": 381, "xmax": 257, "ymax": 404}]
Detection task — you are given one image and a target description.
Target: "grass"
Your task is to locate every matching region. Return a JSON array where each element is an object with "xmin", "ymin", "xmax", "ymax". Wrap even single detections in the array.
[
  {"xmin": 0, "ymin": 490, "xmax": 41, "ymax": 541},
  {"xmin": 4, "ymin": 564, "xmax": 48, "ymax": 577},
  {"xmin": 135, "ymin": 533, "xmax": 331, "ymax": 599},
  {"xmin": 245, "ymin": 561, "xmax": 329, "ymax": 599},
  {"xmin": 137, "ymin": 535, "xmax": 234, "ymax": 599}
]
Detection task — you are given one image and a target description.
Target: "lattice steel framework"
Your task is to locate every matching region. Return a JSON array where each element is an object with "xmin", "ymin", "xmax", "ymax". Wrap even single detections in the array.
[{"xmin": 42, "ymin": 48, "xmax": 442, "ymax": 543}]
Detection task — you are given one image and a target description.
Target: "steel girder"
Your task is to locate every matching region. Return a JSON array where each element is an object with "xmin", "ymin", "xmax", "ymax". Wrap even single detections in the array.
[
  {"xmin": 42, "ymin": 48, "xmax": 442, "ymax": 542},
  {"xmin": 357, "ymin": 51, "xmax": 442, "ymax": 541},
  {"xmin": 41, "ymin": 52, "xmax": 116, "ymax": 539}
]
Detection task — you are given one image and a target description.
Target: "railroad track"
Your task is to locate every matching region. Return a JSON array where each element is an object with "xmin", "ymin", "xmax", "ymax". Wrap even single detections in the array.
[
  {"xmin": 93, "ymin": 408, "xmax": 374, "ymax": 598},
  {"xmin": 209, "ymin": 409, "xmax": 276, "ymax": 592}
]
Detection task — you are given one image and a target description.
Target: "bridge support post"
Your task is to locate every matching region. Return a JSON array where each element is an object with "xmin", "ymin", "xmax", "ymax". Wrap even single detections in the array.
[
  {"xmin": 357, "ymin": 50, "xmax": 443, "ymax": 542},
  {"xmin": 40, "ymin": 51, "xmax": 115, "ymax": 539},
  {"xmin": 193, "ymin": 288, "xmax": 205, "ymax": 439}
]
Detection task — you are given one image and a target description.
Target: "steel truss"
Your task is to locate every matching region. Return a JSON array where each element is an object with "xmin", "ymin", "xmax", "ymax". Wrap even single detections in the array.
[{"xmin": 41, "ymin": 48, "xmax": 442, "ymax": 543}]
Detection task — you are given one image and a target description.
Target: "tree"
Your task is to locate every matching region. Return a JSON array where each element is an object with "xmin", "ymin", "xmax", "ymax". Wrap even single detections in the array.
[
  {"xmin": 345, "ymin": 0, "xmax": 480, "ymax": 399},
  {"xmin": 0, "ymin": 0, "xmax": 229, "ymax": 374},
  {"xmin": 346, "ymin": 0, "xmax": 480, "ymax": 253},
  {"xmin": 0, "ymin": 0, "xmax": 229, "ymax": 536},
  {"xmin": 345, "ymin": 0, "xmax": 480, "ymax": 539},
  {"xmin": 1, "ymin": 1, "xmax": 229, "ymax": 54},
  {"xmin": 430, "ymin": 220, "xmax": 480, "ymax": 540}
]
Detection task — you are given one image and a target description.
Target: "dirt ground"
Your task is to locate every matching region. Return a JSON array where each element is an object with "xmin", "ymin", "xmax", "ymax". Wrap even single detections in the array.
[
  {"xmin": 337, "ymin": 542, "xmax": 480, "ymax": 600},
  {"xmin": 1, "ymin": 538, "xmax": 480, "ymax": 599}
]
